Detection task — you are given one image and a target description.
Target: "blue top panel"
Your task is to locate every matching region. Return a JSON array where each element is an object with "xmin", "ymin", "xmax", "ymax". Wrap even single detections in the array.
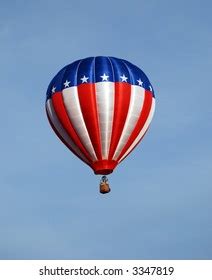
[{"xmin": 46, "ymin": 56, "xmax": 155, "ymax": 100}]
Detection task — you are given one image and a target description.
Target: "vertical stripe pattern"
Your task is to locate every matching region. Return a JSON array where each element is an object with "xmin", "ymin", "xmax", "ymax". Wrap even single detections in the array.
[
  {"xmin": 95, "ymin": 82, "xmax": 115, "ymax": 159},
  {"xmin": 62, "ymin": 87, "xmax": 97, "ymax": 161},
  {"xmin": 46, "ymin": 56, "xmax": 155, "ymax": 175},
  {"xmin": 113, "ymin": 85, "xmax": 145, "ymax": 160},
  {"xmin": 46, "ymin": 99, "xmax": 90, "ymax": 165},
  {"xmin": 118, "ymin": 97, "xmax": 156, "ymax": 163}
]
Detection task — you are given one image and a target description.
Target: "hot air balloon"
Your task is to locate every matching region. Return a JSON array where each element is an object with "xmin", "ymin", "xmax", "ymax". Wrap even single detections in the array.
[{"xmin": 46, "ymin": 56, "xmax": 155, "ymax": 193}]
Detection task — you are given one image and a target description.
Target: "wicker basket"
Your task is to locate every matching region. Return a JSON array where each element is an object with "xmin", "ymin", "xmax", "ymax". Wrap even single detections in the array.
[{"xmin": 99, "ymin": 182, "xmax": 111, "ymax": 194}]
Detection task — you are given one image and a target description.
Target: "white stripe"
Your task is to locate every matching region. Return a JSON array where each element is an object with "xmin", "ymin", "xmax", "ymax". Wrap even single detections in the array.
[
  {"xmin": 62, "ymin": 87, "xmax": 97, "ymax": 161},
  {"xmin": 113, "ymin": 85, "xmax": 145, "ymax": 160},
  {"xmin": 118, "ymin": 98, "xmax": 156, "ymax": 163},
  {"xmin": 95, "ymin": 82, "xmax": 115, "ymax": 159},
  {"xmin": 46, "ymin": 99, "xmax": 89, "ymax": 164}
]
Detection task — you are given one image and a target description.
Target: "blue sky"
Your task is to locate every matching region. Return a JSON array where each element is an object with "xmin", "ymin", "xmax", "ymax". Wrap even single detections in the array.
[{"xmin": 0, "ymin": 0, "xmax": 212, "ymax": 259}]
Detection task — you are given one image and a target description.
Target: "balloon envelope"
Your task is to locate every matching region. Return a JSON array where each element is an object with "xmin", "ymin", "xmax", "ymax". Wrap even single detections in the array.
[{"xmin": 46, "ymin": 56, "xmax": 155, "ymax": 175}]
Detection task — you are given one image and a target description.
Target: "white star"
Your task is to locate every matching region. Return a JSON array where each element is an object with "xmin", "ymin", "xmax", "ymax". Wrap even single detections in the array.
[
  {"xmin": 64, "ymin": 80, "xmax": 71, "ymax": 88},
  {"xmin": 120, "ymin": 74, "xmax": 128, "ymax": 82},
  {"xmin": 81, "ymin": 75, "xmax": 89, "ymax": 83},
  {"xmin": 51, "ymin": 86, "xmax": 56, "ymax": 93},
  {"xmin": 100, "ymin": 73, "xmax": 109, "ymax": 81},
  {"xmin": 137, "ymin": 79, "xmax": 143, "ymax": 86},
  {"xmin": 149, "ymin": 85, "xmax": 152, "ymax": 91}
]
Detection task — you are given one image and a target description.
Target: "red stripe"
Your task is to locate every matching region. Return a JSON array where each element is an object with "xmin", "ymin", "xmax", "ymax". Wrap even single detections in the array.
[
  {"xmin": 108, "ymin": 82, "xmax": 131, "ymax": 159},
  {"xmin": 51, "ymin": 92, "xmax": 93, "ymax": 163},
  {"xmin": 116, "ymin": 90, "xmax": 153, "ymax": 162},
  {"xmin": 77, "ymin": 83, "xmax": 102, "ymax": 160},
  {"xmin": 46, "ymin": 106, "xmax": 91, "ymax": 167}
]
